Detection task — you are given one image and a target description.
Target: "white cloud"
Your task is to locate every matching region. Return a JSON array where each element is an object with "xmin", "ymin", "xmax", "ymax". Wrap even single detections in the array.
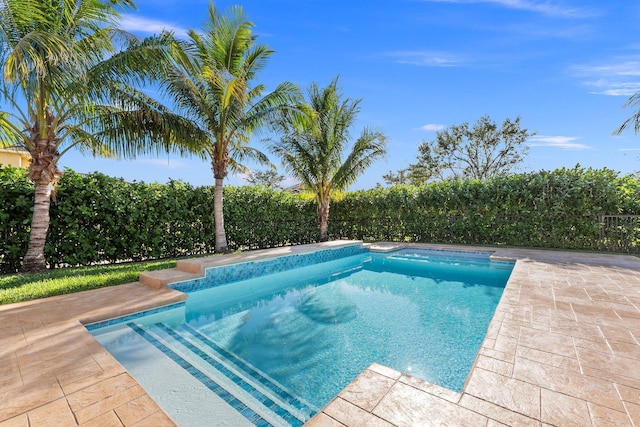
[
  {"xmin": 420, "ymin": 124, "xmax": 446, "ymax": 131},
  {"xmin": 591, "ymin": 88, "xmax": 640, "ymax": 97},
  {"xmin": 119, "ymin": 14, "xmax": 189, "ymax": 38},
  {"xmin": 385, "ymin": 51, "xmax": 464, "ymax": 67},
  {"xmin": 619, "ymin": 148, "xmax": 640, "ymax": 152},
  {"xmin": 136, "ymin": 158, "xmax": 187, "ymax": 169},
  {"xmin": 501, "ymin": 22, "xmax": 591, "ymax": 40},
  {"xmin": 528, "ymin": 135, "xmax": 591, "ymax": 150},
  {"xmin": 579, "ymin": 62, "xmax": 640, "ymax": 77},
  {"xmin": 422, "ymin": 0, "xmax": 596, "ymax": 18},
  {"xmin": 572, "ymin": 60, "xmax": 640, "ymax": 97}
]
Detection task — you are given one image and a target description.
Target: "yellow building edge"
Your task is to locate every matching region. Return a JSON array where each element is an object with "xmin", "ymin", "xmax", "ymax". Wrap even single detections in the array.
[{"xmin": 0, "ymin": 147, "xmax": 31, "ymax": 168}]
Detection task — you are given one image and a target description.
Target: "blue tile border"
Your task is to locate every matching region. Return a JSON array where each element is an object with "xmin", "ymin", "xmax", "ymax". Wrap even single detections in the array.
[
  {"xmin": 170, "ymin": 244, "xmax": 367, "ymax": 293},
  {"xmin": 128, "ymin": 323, "xmax": 274, "ymax": 426},
  {"xmin": 84, "ymin": 301, "xmax": 186, "ymax": 331}
]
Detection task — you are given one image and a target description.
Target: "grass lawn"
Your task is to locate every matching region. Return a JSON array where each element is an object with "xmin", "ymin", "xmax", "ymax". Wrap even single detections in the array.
[{"xmin": 0, "ymin": 259, "xmax": 177, "ymax": 305}]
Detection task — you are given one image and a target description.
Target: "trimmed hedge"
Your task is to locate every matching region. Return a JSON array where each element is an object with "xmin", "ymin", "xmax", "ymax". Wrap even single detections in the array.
[
  {"xmin": 224, "ymin": 186, "xmax": 317, "ymax": 249},
  {"xmin": 330, "ymin": 167, "xmax": 638, "ymax": 249},
  {"xmin": 0, "ymin": 168, "xmax": 318, "ymax": 273},
  {"xmin": 46, "ymin": 172, "xmax": 218, "ymax": 266},
  {"xmin": 0, "ymin": 167, "xmax": 33, "ymax": 273},
  {"xmin": 0, "ymin": 166, "xmax": 638, "ymax": 273},
  {"xmin": 43, "ymin": 170, "xmax": 319, "ymax": 269}
]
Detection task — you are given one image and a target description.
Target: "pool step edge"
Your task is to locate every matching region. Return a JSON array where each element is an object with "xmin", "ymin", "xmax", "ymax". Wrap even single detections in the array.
[
  {"xmin": 128, "ymin": 322, "xmax": 308, "ymax": 427},
  {"xmin": 176, "ymin": 323, "xmax": 318, "ymax": 417}
]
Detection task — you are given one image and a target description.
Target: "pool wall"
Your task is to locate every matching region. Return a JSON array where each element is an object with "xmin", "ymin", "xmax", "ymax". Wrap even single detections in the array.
[
  {"xmin": 170, "ymin": 243, "xmax": 367, "ymax": 293},
  {"xmin": 84, "ymin": 301, "xmax": 187, "ymax": 332}
]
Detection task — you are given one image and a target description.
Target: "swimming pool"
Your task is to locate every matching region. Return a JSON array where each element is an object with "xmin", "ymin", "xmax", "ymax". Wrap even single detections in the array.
[{"xmin": 87, "ymin": 245, "xmax": 513, "ymax": 426}]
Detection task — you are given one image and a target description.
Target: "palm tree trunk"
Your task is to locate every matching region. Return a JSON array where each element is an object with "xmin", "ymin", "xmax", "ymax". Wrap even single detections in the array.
[
  {"xmin": 214, "ymin": 176, "xmax": 229, "ymax": 253},
  {"xmin": 21, "ymin": 112, "xmax": 62, "ymax": 272},
  {"xmin": 318, "ymin": 197, "xmax": 331, "ymax": 242},
  {"xmin": 20, "ymin": 181, "xmax": 52, "ymax": 272}
]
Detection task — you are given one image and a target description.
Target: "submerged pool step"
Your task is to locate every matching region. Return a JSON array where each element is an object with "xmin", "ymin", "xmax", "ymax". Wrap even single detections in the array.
[
  {"xmin": 175, "ymin": 324, "xmax": 317, "ymax": 417},
  {"xmin": 159, "ymin": 324, "xmax": 316, "ymax": 421},
  {"xmin": 128, "ymin": 322, "xmax": 310, "ymax": 427},
  {"xmin": 128, "ymin": 323, "xmax": 286, "ymax": 426}
]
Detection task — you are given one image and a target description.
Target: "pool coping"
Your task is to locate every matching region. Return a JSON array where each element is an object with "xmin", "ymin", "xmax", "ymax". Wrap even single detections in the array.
[{"xmin": 1, "ymin": 241, "xmax": 639, "ymax": 426}]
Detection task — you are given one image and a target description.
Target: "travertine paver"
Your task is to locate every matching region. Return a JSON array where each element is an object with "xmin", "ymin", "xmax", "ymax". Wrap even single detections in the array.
[
  {"xmin": 0, "ymin": 283, "xmax": 186, "ymax": 426},
  {"xmin": 1, "ymin": 241, "xmax": 640, "ymax": 426}
]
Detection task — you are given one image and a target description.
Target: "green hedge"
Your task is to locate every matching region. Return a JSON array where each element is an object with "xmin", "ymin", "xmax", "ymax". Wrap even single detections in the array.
[
  {"xmin": 0, "ymin": 167, "xmax": 33, "ymax": 273},
  {"xmin": 46, "ymin": 172, "xmax": 218, "ymax": 265},
  {"xmin": 224, "ymin": 186, "xmax": 317, "ymax": 249},
  {"xmin": 0, "ymin": 168, "xmax": 317, "ymax": 273},
  {"xmin": 330, "ymin": 167, "xmax": 637, "ymax": 249},
  {"xmin": 0, "ymin": 166, "xmax": 638, "ymax": 274}
]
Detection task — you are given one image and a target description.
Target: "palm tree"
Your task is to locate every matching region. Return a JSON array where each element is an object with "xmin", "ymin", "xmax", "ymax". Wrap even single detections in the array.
[
  {"xmin": 0, "ymin": 0, "xmax": 193, "ymax": 272},
  {"xmin": 615, "ymin": 92, "xmax": 640, "ymax": 136},
  {"xmin": 159, "ymin": 3, "xmax": 300, "ymax": 253},
  {"xmin": 270, "ymin": 77, "xmax": 387, "ymax": 241}
]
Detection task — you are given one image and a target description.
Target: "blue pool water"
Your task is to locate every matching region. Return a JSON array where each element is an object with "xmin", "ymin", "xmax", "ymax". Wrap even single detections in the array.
[{"xmin": 88, "ymin": 246, "xmax": 513, "ymax": 427}]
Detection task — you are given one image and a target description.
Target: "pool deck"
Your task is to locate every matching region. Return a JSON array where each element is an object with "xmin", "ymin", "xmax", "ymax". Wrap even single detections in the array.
[{"xmin": 1, "ymin": 241, "xmax": 639, "ymax": 426}]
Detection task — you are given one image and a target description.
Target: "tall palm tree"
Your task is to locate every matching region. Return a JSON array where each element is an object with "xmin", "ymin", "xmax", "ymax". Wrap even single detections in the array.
[
  {"xmin": 159, "ymin": 3, "xmax": 300, "ymax": 253},
  {"xmin": 0, "ymin": 0, "xmax": 193, "ymax": 272},
  {"xmin": 270, "ymin": 77, "xmax": 387, "ymax": 241}
]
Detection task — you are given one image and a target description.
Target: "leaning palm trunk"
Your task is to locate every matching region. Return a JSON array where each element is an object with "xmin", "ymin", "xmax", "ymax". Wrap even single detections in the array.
[
  {"xmin": 21, "ymin": 116, "xmax": 62, "ymax": 272},
  {"xmin": 2, "ymin": 0, "xmax": 192, "ymax": 272},
  {"xmin": 317, "ymin": 197, "xmax": 330, "ymax": 242}
]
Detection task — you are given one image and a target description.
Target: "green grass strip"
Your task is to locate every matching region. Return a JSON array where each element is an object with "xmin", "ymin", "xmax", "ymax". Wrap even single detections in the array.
[{"xmin": 0, "ymin": 259, "xmax": 176, "ymax": 305}]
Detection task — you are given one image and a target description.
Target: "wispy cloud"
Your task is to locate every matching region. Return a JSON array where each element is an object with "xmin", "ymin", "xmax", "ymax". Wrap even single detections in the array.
[
  {"xmin": 420, "ymin": 124, "xmax": 446, "ymax": 131},
  {"xmin": 422, "ymin": 0, "xmax": 596, "ymax": 18},
  {"xmin": 528, "ymin": 135, "xmax": 591, "ymax": 150},
  {"xmin": 136, "ymin": 158, "xmax": 187, "ymax": 169},
  {"xmin": 571, "ymin": 56, "xmax": 640, "ymax": 96},
  {"xmin": 385, "ymin": 51, "xmax": 464, "ymax": 67},
  {"xmin": 581, "ymin": 62, "xmax": 640, "ymax": 77},
  {"xmin": 119, "ymin": 14, "xmax": 189, "ymax": 38},
  {"xmin": 500, "ymin": 22, "xmax": 591, "ymax": 40},
  {"xmin": 619, "ymin": 148, "xmax": 640, "ymax": 152}
]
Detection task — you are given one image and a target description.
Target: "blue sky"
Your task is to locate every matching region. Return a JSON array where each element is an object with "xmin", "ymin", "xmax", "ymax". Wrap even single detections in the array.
[{"xmin": 63, "ymin": 0, "xmax": 640, "ymax": 189}]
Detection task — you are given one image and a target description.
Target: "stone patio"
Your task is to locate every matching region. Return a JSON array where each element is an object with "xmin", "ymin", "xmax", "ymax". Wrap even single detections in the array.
[{"xmin": 1, "ymin": 242, "xmax": 639, "ymax": 426}]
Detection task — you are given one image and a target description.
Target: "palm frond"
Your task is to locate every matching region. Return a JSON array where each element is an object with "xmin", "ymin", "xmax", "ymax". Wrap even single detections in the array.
[
  {"xmin": 228, "ymin": 144, "xmax": 271, "ymax": 175},
  {"xmin": 270, "ymin": 76, "xmax": 387, "ymax": 193},
  {"xmin": 59, "ymin": 83, "xmax": 207, "ymax": 159},
  {"xmin": 243, "ymin": 81, "xmax": 302, "ymax": 134},
  {"xmin": 58, "ymin": 126, "xmax": 115, "ymax": 158},
  {"xmin": 615, "ymin": 92, "xmax": 640, "ymax": 135},
  {"xmin": 158, "ymin": 3, "xmax": 299, "ymax": 184},
  {"xmin": 270, "ymin": 133, "xmax": 320, "ymax": 188},
  {"xmin": 333, "ymin": 128, "xmax": 387, "ymax": 190},
  {"xmin": 83, "ymin": 31, "xmax": 180, "ymax": 101},
  {"xmin": 0, "ymin": 109, "xmax": 29, "ymax": 148}
]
